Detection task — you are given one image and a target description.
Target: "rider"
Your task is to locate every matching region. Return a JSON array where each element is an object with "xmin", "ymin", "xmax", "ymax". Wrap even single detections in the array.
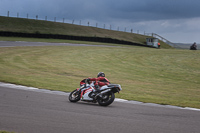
[{"xmin": 87, "ymin": 72, "xmax": 110, "ymax": 92}]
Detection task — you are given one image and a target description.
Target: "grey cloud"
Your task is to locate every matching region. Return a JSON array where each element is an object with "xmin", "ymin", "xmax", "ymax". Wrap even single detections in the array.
[
  {"xmin": 1, "ymin": 0, "xmax": 200, "ymax": 21},
  {"xmin": 107, "ymin": 0, "xmax": 200, "ymax": 21},
  {"xmin": 1, "ymin": 0, "xmax": 200, "ymax": 43}
]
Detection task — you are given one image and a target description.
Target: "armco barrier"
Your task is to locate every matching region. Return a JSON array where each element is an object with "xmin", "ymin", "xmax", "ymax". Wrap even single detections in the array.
[{"xmin": 0, "ymin": 31, "xmax": 153, "ymax": 48}]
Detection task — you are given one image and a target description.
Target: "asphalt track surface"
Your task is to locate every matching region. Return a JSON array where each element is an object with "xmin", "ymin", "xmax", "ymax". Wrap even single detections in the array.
[
  {"xmin": 0, "ymin": 84, "xmax": 200, "ymax": 133},
  {"xmin": 0, "ymin": 41, "xmax": 200, "ymax": 133},
  {"xmin": 0, "ymin": 41, "xmax": 118, "ymax": 47}
]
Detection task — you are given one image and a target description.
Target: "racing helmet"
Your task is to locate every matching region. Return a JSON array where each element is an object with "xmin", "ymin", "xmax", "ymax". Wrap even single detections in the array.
[{"xmin": 97, "ymin": 72, "xmax": 105, "ymax": 77}]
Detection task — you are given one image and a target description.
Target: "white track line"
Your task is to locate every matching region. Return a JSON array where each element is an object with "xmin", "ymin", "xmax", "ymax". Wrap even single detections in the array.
[{"xmin": 0, "ymin": 82, "xmax": 199, "ymax": 111}]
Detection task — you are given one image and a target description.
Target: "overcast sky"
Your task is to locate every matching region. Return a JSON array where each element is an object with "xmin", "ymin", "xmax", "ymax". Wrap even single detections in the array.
[{"xmin": 0, "ymin": 0, "xmax": 200, "ymax": 43}]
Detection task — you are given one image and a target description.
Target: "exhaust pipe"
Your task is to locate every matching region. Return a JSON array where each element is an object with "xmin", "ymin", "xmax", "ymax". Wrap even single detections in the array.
[
  {"xmin": 95, "ymin": 89, "xmax": 111, "ymax": 99},
  {"xmin": 100, "ymin": 89, "xmax": 111, "ymax": 94}
]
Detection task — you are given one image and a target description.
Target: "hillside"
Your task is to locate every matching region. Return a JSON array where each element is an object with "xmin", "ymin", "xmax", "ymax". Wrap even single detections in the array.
[{"xmin": 0, "ymin": 16, "xmax": 172, "ymax": 48}]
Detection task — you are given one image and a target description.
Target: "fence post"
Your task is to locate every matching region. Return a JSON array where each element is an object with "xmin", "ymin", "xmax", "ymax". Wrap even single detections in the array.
[
  {"xmin": 17, "ymin": 13, "xmax": 19, "ymax": 18},
  {"xmin": 54, "ymin": 17, "xmax": 56, "ymax": 22},
  {"xmin": 27, "ymin": 14, "xmax": 28, "ymax": 19},
  {"xmin": 36, "ymin": 15, "xmax": 38, "ymax": 20},
  {"xmin": 45, "ymin": 16, "xmax": 47, "ymax": 21},
  {"xmin": 7, "ymin": 11, "xmax": 9, "ymax": 17}
]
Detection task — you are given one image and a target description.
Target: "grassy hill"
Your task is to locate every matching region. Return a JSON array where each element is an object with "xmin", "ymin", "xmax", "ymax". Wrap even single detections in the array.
[
  {"xmin": 0, "ymin": 46, "xmax": 199, "ymax": 108},
  {"xmin": 1, "ymin": 16, "xmax": 200, "ymax": 108},
  {"xmin": 0, "ymin": 16, "xmax": 172, "ymax": 48}
]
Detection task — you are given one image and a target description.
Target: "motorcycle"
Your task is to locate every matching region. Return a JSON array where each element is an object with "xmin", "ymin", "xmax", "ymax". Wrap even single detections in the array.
[{"xmin": 69, "ymin": 79, "xmax": 122, "ymax": 106}]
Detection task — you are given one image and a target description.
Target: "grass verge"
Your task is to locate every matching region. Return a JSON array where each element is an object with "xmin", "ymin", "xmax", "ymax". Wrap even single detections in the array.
[
  {"xmin": 0, "ymin": 131, "xmax": 14, "ymax": 133},
  {"xmin": 0, "ymin": 16, "xmax": 173, "ymax": 48},
  {"xmin": 0, "ymin": 41, "xmax": 199, "ymax": 108}
]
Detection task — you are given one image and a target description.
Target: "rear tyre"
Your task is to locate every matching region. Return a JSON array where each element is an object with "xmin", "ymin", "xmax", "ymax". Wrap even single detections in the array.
[
  {"xmin": 97, "ymin": 92, "xmax": 115, "ymax": 106},
  {"xmin": 69, "ymin": 89, "xmax": 80, "ymax": 102}
]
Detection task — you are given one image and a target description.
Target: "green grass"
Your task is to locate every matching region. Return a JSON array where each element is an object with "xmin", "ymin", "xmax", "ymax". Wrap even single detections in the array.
[
  {"xmin": 0, "ymin": 44, "xmax": 199, "ymax": 108},
  {"xmin": 0, "ymin": 131, "xmax": 14, "ymax": 133},
  {"xmin": 0, "ymin": 16, "xmax": 172, "ymax": 49}
]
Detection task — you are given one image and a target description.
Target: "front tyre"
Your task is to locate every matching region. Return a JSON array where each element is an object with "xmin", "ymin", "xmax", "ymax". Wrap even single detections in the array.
[
  {"xmin": 69, "ymin": 89, "xmax": 80, "ymax": 102},
  {"xmin": 97, "ymin": 92, "xmax": 115, "ymax": 106}
]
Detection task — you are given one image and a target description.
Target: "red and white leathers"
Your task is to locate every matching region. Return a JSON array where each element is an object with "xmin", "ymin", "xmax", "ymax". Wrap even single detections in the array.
[
  {"xmin": 79, "ymin": 77, "xmax": 110, "ymax": 91},
  {"xmin": 89, "ymin": 77, "xmax": 110, "ymax": 87}
]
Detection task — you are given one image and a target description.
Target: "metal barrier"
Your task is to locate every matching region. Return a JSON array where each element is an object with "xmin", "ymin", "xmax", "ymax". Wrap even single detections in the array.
[{"xmin": 0, "ymin": 31, "xmax": 154, "ymax": 48}]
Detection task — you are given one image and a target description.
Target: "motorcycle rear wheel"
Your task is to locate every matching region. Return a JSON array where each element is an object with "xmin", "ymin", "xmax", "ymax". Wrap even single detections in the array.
[
  {"xmin": 97, "ymin": 92, "xmax": 115, "ymax": 106},
  {"xmin": 69, "ymin": 89, "xmax": 80, "ymax": 102}
]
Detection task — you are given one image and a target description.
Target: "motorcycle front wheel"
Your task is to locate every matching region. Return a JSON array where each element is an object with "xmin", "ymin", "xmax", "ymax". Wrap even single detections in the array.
[
  {"xmin": 97, "ymin": 92, "xmax": 115, "ymax": 106},
  {"xmin": 69, "ymin": 89, "xmax": 80, "ymax": 102}
]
